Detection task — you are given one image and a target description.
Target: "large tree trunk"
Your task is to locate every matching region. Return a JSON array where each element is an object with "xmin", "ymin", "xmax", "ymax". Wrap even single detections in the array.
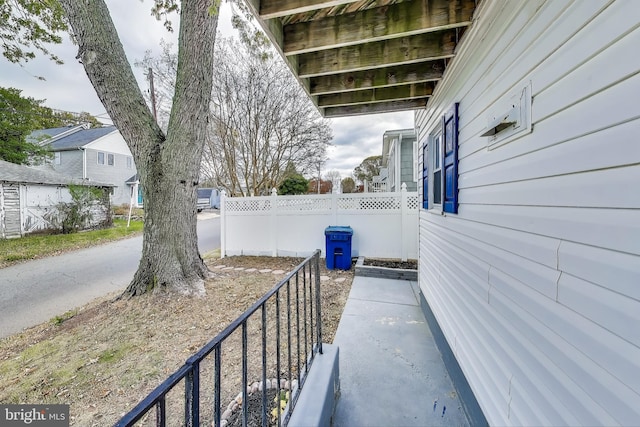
[{"xmin": 60, "ymin": 0, "xmax": 218, "ymax": 296}]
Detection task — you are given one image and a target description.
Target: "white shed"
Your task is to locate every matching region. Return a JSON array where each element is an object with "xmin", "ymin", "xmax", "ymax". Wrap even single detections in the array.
[{"xmin": 0, "ymin": 160, "xmax": 112, "ymax": 238}]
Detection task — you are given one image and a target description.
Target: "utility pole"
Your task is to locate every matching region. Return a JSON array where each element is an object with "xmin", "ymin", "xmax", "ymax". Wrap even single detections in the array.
[{"xmin": 147, "ymin": 67, "xmax": 158, "ymax": 121}]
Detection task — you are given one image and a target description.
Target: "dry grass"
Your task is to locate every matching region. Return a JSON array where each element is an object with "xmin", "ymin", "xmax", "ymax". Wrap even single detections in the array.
[{"xmin": 0, "ymin": 255, "xmax": 353, "ymax": 426}]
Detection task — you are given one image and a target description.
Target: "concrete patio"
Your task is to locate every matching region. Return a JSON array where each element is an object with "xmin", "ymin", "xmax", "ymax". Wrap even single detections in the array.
[{"xmin": 332, "ymin": 275, "xmax": 472, "ymax": 427}]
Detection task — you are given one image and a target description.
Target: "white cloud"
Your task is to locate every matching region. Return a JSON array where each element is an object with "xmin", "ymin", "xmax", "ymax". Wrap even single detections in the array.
[{"xmin": 325, "ymin": 111, "xmax": 414, "ymax": 180}]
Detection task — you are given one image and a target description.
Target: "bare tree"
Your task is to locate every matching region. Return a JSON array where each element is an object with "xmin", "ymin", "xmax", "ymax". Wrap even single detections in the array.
[
  {"xmin": 134, "ymin": 40, "xmax": 177, "ymax": 132},
  {"xmin": 59, "ymin": 0, "xmax": 216, "ymax": 296},
  {"xmin": 203, "ymin": 38, "xmax": 331, "ymax": 196},
  {"xmin": 325, "ymin": 170, "xmax": 342, "ymax": 193}
]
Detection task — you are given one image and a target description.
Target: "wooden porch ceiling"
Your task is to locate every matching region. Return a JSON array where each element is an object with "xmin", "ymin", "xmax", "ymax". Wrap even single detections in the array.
[{"xmin": 245, "ymin": 0, "xmax": 479, "ymax": 117}]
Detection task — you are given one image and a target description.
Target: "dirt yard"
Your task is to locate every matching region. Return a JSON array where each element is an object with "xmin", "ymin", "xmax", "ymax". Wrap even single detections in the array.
[{"xmin": 0, "ymin": 255, "xmax": 353, "ymax": 426}]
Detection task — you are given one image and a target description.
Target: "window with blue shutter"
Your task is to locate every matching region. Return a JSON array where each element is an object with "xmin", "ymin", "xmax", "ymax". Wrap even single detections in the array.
[
  {"xmin": 442, "ymin": 103, "xmax": 459, "ymax": 214},
  {"xmin": 422, "ymin": 142, "xmax": 428, "ymax": 208}
]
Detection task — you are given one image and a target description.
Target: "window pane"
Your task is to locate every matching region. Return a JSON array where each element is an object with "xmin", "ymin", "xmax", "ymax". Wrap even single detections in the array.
[
  {"xmin": 445, "ymin": 121, "xmax": 453, "ymax": 153},
  {"xmin": 108, "ymin": 153, "xmax": 114, "ymax": 166},
  {"xmin": 434, "ymin": 170, "xmax": 442, "ymax": 204},
  {"xmin": 98, "ymin": 152, "xmax": 104, "ymax": 165}
]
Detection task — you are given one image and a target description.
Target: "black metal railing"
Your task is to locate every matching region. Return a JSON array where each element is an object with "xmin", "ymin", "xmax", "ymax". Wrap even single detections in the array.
[{"xmin": 115, "ymin": 250, "xmax": 323, "ymax": 427}]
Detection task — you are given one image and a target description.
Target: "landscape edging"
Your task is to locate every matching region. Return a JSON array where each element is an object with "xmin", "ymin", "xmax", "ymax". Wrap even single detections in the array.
[{"xmin": 354, "ymin": 256, "xmax": 418, "ymax": 281}]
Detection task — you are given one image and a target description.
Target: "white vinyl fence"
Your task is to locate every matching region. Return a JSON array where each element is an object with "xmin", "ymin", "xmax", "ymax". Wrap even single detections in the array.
[{"xmin": 220, "ymin": 184, "xmax": 418, "ymax": 261}]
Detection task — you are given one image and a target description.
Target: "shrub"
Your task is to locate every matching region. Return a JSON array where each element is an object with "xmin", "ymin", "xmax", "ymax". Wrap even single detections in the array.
[{"xmin": 56, "ymin": 185, "xmax": 106, "ymax": 234}]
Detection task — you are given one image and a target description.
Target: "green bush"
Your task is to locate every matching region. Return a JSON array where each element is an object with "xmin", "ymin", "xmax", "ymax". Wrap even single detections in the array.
[{"xmin": 56, "ymin": 185, "xmax": 105, "ymax": 234}]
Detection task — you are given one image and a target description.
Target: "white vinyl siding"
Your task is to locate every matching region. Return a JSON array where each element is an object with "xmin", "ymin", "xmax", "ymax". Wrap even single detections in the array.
[{"xmin": 416, "ymin": 1, "xmax": 640, "ymax": 426}]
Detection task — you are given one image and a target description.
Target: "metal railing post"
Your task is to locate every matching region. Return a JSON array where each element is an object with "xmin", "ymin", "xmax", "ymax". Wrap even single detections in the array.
[{"xmin": 314, "ymin": 251, "xmax": 323, "ymax": 354}]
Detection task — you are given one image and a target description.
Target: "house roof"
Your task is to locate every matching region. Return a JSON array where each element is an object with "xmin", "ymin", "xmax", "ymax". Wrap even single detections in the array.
[
  {"xmin": 382, "ymin": 128, "xmax": 416, "ymax": 164},
  {"xmin": 246, "ymin": 0, "xmax": 480, "ymax": 117},
  {"xmin": 125, "ymin": 174, "xmax": 139, "ymax": 184},
  {"xmin": 31, "ymin": 125, "xmax": 118, "ymax": 151},
  {"xmin": 0, "ymin": 159, "xmax": 112, "ymax": 187},
  {"xmin": 27, "ymin": 126, "xmax": 73, "ymax": 143}
]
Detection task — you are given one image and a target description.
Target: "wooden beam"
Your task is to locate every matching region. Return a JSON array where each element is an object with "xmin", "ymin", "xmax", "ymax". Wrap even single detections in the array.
[
  {"xmin": 309, "ymin": 60, "xmax": 443, "ymax": 95},
  {"xmin": 298, "ymin": 30, "xmax": 457, "ymax": 77},
  {"xmin": 284, "ymin": 0, "xmax": 475, "ymax": 55},
  {"xmin": 322, "ymin": 98, "xmax": 428, "ymax": 117},
  {"xmin": 260, "ymin": 0, "xmax": 357, "ymax": 19},
  {"xmin": 317, "ymin": 82, "xmax": 434, "ymax": 107}
]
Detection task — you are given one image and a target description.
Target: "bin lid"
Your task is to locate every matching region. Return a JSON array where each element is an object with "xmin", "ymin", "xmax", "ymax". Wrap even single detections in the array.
[{"xmin": 325, "ymin": 226, "xmax": 353, "ymax": 235}]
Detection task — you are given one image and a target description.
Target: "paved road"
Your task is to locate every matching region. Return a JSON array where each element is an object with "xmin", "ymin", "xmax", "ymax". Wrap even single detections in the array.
[{"xmin": 0, "ymin": 213, "xmax": 220, "ymax": 338}]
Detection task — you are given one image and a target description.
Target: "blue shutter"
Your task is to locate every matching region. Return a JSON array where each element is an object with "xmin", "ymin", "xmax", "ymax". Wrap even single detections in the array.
[
  {"xmin": 442, "ymin": 103, "xmax": 459, "ymax": 213},
  {"xmin": 422, "ymin": 142, "xmax": 428, "ymax": 208}
]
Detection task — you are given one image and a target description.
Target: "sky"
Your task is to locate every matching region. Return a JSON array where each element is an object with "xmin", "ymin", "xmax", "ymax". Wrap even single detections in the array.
[{"xmin": 0, "ymin": 0, "xmax": 414, "ymax": 180}]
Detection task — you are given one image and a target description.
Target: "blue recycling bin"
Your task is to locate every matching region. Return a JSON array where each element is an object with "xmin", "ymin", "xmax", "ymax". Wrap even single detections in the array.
[{"xmin": 325, "ymin": 226, "xmax": 353, "ymax": 270}]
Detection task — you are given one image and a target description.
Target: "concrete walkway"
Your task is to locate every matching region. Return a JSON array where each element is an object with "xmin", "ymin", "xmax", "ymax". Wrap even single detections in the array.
[{"xmin": 333, "ymin": 276, "xmax": 471, "ymax": 427}]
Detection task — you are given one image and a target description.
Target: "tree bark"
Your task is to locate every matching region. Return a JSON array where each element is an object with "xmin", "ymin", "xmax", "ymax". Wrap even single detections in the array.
[{"xmin": 60, "ymin": 0, "xmax": 218, "ymax": 296}]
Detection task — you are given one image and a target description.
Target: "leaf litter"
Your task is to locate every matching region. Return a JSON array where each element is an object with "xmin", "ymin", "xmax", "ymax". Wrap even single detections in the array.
[{"xmin": 0, "ymin": 255, "xmax": 353, "ymax": 426}]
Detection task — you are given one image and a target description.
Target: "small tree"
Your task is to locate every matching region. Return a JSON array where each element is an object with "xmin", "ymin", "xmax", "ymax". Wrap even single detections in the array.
[
  {"xmin": 354, "ymin": 155, "xmax": 383, "ymax": 184},
  {"xmin": 56, "ymin": 185, "xmax": 105, "ymax": 234},
  {"xmin": 341, "ymin": 177, "xmax": 356, "ymax": 193},
  {"xmin": 278, "ymin": 174, "xmax": 309, "ymax": 195}
]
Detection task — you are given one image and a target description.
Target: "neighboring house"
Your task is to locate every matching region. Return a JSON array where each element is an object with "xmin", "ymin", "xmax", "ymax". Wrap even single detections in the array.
[
  {"xmin": 197, "ymin": 188, "xmax": 220, "ymax": 211},
  {"xmin": 377, "ymin": 129, "xmax": 417, "ymax": 192},
  {"xmin": 252, "ymin": 0, "xmax": 640, "ymax": 425},
  {"xmin": 0, "ymin": 159, "xmax": 112, "ymax": 238},
  {"xmin": 125, "ymin": 174, "xmax": 143, "ymax": 208},
  {"xmin": 31, "ymin": 125, "xmax": 137, "ymax": 205}
]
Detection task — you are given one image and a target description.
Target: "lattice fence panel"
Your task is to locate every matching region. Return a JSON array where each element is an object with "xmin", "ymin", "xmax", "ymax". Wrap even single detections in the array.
[
  {"xmin": 337, "ymin": 195, "xmax": 401, "ymax": 210},
  {"xmin": 276, "ymin": 197, "xmax": 331, "ymax": 212},
  {"xmin": 407, "ymin": 195, "xmax": 419, "ymax": 210},
  {"xmin": 225, "ymin": 198, "xmax": 271, "ymax": 212}
]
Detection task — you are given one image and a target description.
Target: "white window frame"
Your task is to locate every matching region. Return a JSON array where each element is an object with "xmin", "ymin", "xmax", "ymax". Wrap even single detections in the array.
[
  {"xmin": 388, "ymin": 142, "xmax": 396, "ymax": 191},
  {"xmin": 413, "ymin": 140, "xmax": 419, "ymax": 181},
  {"xmin": 429, "ymin": 130, "xmax": 443, "ymax": 211},
  {"xmin": 97, "ymin": 151, "xmax": 105, "ymax": 165},
  {"xmin": 107, "ymin": 153, "xmax": 115, "ymax": 166}
]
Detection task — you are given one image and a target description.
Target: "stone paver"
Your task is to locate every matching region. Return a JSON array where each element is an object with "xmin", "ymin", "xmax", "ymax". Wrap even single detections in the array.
[
  {"xmin": 245, "ymin": 268, "xmax": 257, "ymax": 272},
  {"xmin": 234, "ymin": 267, "xmax": 245, "ymax": 271},
  {"xmin": 259, "ymin": 269, "xmax": 272, "ymax": 273},
  {"xmin": 334, "ymin": 277, "xmax": 347, "ymax": 283},
  {"xmin": 272, "ymin": 269, "xmax": 285, "ymax": 275},
  {"xmin": 213, "ymin": 265, "xmax": 226, "ymax": 269}
]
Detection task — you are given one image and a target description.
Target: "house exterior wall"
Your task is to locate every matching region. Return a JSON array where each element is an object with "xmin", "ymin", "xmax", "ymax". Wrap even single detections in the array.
[
  {"xmin": 1, "ymin": 183, "xmax": 108, "ymax": 238},
  {"xmin": 84, "ymin": 133, "xmax": 136, "ymax": 205},
  {"xmin": 415, "ymin": 1, "xmax": 640, "ymax": 426},
  {"xmin": 399, "ymin": 138, "xmax": 417, "ymax": 192},
  {"xmin": 52, "ymin": 150, "xmax": 84, "ymax": 178},
  {"xmin": 383, "ymin": 130, "xmax": 417, "ymax": 192},
  {"xmin": 0, "ymin": 183, "xmax": 21, "ymax": 239}
]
